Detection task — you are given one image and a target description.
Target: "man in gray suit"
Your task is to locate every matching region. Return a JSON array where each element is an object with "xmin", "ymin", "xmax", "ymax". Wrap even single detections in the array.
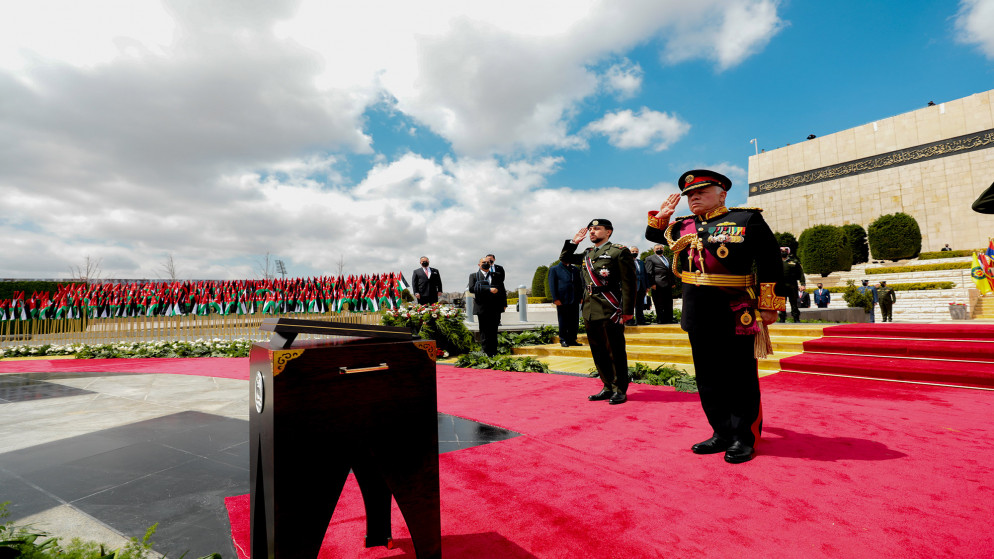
[{"xmin": 644, "ymin": 244, "xmax": 674, "ymax": 324}]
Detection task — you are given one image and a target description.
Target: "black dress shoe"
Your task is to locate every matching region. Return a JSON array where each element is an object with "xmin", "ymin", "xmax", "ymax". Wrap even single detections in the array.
[
  {"xmin": 691, "ymin": 435, "xmax": 732, "ymax": 455},
  {"xmin": 608, "ymin": 392, "xmax": 627, "ymax": 405},
  {"xmin": 560, "ymin": 341, "xmax": 569, "ymax": 347},
  {"xmin": 724, "ymin": 441, "xmax": 755, "ymax": 464},
  {"xmin": 588, "ymin": 389, "xmax": 613, "ymax": 401}
]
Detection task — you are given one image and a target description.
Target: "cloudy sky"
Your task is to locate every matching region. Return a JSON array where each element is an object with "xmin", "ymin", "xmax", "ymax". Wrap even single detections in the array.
[{"xmin": 2, "ymin": 0, "xmax": 994, "ymax": 289}]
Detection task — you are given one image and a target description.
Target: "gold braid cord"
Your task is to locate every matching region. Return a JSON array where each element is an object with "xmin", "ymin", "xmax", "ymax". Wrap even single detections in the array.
[{"xmin": 665, "ymin": 221, "xmax": 706, "ymax": 275}]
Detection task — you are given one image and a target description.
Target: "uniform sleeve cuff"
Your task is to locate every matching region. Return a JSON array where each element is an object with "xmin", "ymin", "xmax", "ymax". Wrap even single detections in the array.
[
  {"xmin": 758, "ymin": 282, "xmax": 786, "ymax": 312},
  {"xmin": 647, "ymin": 211, "xmax": 666, "ymax": 230}
]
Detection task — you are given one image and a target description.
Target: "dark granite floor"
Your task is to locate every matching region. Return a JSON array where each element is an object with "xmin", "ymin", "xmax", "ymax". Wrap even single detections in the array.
[{"xmin": 0, "ymin": 373, "xmax": 519, "ymax": 558}]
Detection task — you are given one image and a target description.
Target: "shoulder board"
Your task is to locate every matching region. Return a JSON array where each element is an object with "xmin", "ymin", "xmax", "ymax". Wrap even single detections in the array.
[
  {"xmin": 611, "ymin": 244, "xmax": 627, "ymax": 251},
  {"xmin": 729, "ymin": 206, "xmax": 763, "ymax": 212},
  {"xmin": 673, "ymin": 214, "xmax": 693, "ymax": 221}
]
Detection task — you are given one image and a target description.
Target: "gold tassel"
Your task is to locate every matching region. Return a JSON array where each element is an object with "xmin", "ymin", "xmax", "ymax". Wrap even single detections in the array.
[{"xmin": 754, "ymin": 312, "xmax": 774, "ymax": 359}]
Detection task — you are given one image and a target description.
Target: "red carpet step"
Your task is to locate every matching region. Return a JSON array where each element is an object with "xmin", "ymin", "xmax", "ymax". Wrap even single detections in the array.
[{"xmin": 779, "ymin": 323, "xmax": 994, "ymax": 388}]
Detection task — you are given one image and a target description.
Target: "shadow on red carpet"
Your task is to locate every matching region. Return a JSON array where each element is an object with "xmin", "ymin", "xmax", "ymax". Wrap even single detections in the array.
[{"xmin": 228, "ymin": 364, "xmax": 993, "ymax": 558}]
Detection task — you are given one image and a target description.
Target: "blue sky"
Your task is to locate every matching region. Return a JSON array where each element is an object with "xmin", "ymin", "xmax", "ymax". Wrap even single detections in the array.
[{"xmin": 1, "ymin": 0, "xmax": 993, "ymax": 288}]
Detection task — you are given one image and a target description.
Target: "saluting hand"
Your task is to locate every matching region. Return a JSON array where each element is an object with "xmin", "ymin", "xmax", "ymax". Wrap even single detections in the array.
[
  {"xmin": 571, "ymin": 227, "xmax": 589, "ymax": 245},
  {"xmin": 658, "ymin": 193, "xmax": 681, "ymax": 222}
]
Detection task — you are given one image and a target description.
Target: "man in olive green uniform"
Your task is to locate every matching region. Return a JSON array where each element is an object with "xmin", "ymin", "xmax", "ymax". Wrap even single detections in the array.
[
  {"xmin": 778, "ymin": 248, "xmax": 805, "ymax": 323},
  {"xmin": 645, "ymin": 170, "xmax": 786, "ymax": 464},
  {"xmin": 560, "ymin": 219, "xmax": 636, "ymax": 405},
  {"xmin": 878, "ymin": 281, "xmax": 896, "ymax": 322}
]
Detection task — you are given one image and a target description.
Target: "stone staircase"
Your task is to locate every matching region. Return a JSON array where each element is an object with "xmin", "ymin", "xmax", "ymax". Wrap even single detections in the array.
[
  {"xmin": 973, "ymin": 295, "xmax": 994, "ymax": 319},
  {"xmin": 512, "ymin": 324, "xmax": 826, "ymax": 377}
]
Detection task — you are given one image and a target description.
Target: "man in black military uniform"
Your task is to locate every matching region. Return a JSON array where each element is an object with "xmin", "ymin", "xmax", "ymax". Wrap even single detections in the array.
[
  {"xmin": 645, "ymin": 244, "xmax": 674, "ymax": 323},
  {"xmin": 878, "ymin": 280, "xmax": 896, "ymax": 322},
  {"xmin": 645, "ymin": 170, "xmax": 785, "ymax": 464},
  {"xmin": 560, "ymin": 219, "xmax": 636, "ymax": 405},
  {"xmin": 778, "ymin": 247, "xmax": 805, "ymax": 323}
]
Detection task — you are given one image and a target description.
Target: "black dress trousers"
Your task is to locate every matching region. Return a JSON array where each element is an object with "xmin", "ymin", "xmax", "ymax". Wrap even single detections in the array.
[{"xmin": 687, "ymin": 330, "xmax": 762, "ymax": 447}]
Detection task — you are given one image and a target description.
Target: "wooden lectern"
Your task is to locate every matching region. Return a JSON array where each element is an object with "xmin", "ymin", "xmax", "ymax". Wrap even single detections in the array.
[{"xmin": 249, "ymin": 318, "xmax": 442, "ymax": 558}]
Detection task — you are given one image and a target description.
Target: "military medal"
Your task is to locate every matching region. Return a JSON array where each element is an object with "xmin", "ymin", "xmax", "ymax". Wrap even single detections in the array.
[
  {"xmin": 717, "ymin": 245, "xmax": 729, "ymax": 258},
  {"xmin": 740, "ymin": 311, "xmax": 753, "ymax": 326}
]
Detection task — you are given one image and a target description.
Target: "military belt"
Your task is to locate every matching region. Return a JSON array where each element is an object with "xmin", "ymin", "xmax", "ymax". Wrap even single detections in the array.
[
  {"xmin": 587, "ymin": 285, "xmax": 617, "ymax": 295},
  {"xmin": 680, "ymin": 271, "xmax": 755, "ymax": 287}
]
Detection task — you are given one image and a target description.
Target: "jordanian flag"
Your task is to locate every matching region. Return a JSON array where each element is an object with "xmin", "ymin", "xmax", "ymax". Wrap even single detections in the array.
[{"xmin": 971, "ymin": 253, "xmax": 992, "ymax": 295}]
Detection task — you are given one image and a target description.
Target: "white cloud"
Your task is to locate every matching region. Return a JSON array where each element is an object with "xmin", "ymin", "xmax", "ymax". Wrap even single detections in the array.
[
  {"xmin": 955, "ymin": 0, "xmax": 994, "ymax": 58},
  {"xmin": 586, "ymin": 108, "xmax": 691, "ymax": 151},
  {"xmin": 661, "ymin": 0, "xmax": 785, "ymax": 71},
  {"xmin": 0, "ymin": 0, "xmax": 783, "ymax": 286},
  {"xmin": 603, "ymin": 60, "xmax": 643, "ymax": 99}
]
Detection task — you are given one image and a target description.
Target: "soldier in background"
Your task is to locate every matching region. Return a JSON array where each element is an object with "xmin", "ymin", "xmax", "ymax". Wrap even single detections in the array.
[
  {"xmin": 878, "ymin": 281, "xmax": 896, "ymax": 322},
  {"xmin": 779, "ymin": 247, "xmax": 805, "ymax": 323},
  {"xmin": 560, "ymin": 219, "xmax": 636, "ymax": 405},
  {"xmin": 645, "ymin": 169, "xmax": 785, "ymax": 464}
]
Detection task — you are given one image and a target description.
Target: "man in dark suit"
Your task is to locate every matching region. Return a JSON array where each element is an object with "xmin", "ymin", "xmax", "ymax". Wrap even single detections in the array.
[
  {"xmin": 644, "ymin": 243, "xmax": 674, "ymax": 324},
  {"xmin": 486, "ymin": 254, "xmax": 505, "ymax": 283},
  {"xmin": 412, "ymin": 256, "xmax": 443, "ymax": 304},
  {"xmin": 798, "ymin": 287, "xmax": 811, "ymax": 308},
  {"xmin": 813, "ymin": 283, "xmax": 831, "ymax": 308},
  {"xmin": 469, "ymin": 256, "xmax": 507, "ymax": 356},
  {"xmin": 627, "ymin": 247, "xmax": 649, "ymax": 325},
  {"xmin": 547, "ymin": 260, "xmax": 583, "ymax": 347}
]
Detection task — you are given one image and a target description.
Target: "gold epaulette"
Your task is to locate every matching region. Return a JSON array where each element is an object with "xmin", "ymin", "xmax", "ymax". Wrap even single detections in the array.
[{"xmin": 729, "ymin": 206, "xmax": 763, "ymax": 212}]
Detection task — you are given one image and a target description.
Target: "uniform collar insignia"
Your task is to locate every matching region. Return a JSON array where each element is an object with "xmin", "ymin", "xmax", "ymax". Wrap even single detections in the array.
[{"xmin": 703, "ymin": 206, "xmax": 729, "ymax": 220}]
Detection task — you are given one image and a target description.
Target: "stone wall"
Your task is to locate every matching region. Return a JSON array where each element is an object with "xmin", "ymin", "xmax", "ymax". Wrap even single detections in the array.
[{"xmin": 746, "ymin": 89, "xmax": 994, "ymax": 253}]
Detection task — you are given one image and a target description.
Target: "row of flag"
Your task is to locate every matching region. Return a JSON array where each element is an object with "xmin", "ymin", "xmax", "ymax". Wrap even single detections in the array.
[
  {"xmin": 970, "ymin": 239, "xmax": 994, "ymax": 295},
  {"xmin": 0, "ymin": 273, "xmax": 412, "ymax": 321}
]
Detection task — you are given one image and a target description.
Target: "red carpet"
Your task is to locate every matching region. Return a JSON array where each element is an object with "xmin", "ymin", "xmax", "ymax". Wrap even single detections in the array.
[
  {"xmin": 0, "ymin": 357, "xmax": 247, "ymax": 379},
  {"xmin": 780, "ymin": 323, "xmax": 994, "ymax": 388},
  {"xmin": 227, "ymin": 365, "xmax": 993, "ymax": 558}
]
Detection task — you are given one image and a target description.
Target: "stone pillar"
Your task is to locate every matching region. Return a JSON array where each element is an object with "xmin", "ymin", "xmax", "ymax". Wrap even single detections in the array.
[{"xmin": 518, "ymin": 286, "xmax": 527, "ymax": 321}]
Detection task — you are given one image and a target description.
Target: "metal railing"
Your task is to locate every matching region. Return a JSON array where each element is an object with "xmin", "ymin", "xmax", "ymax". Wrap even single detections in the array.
[{"xmin": 0, "ymin": 311, "xmax": 385, "ymax": 348}]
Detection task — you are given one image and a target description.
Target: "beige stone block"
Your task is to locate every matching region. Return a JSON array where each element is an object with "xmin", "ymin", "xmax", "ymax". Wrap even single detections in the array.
[
  {"xmin": 939, "ymin": 99, "xmax": 968, "ymax": 138},
  {"xmin": 873, "ymin": 117, "xmax": 898, "ymax": 153},
  {"xmin": 772, "ymin": 149, "xmax": 790, "ymax": 178},
  {"xmin": 787, "ymin": 143, "xmax": 806, "ymax": 175},
  {"xmin": 854, "ymin": 124, "xmax": 878, "ymax": 159},
  {"xmin": 836, "ymin": 129, "xmax": 857, "ymax": 162},
  {"xmin": 892, "ymin": 113, "xmax": 919, "ymax": 150},
  {"xmin": 915, "ymin": 106, "xmax": 942, "ymax": 143},
  {"xmin": 748, "ymin": 154, "xmax": 760, "ymax": 183},
  {"xmin": 819, "ymin": 136, "xmax": 840, "ymax": 167},
  {"xmin": 802, "ymin": 140, "xmax": 822, "ymax": 170},
  {"xmin": 962, "ymin": 91, "xmax": 994, "ymax": 132}
]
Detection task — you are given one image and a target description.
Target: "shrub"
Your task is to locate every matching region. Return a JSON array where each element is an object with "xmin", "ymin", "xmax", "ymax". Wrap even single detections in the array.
[
  {"xmin": 497, "ymin": 326, "xmax": 558, "ymax": 355},
  {"xmin": 774, "ymin": 232, "xmax": 799, "ymax": 255},
  {"xmin": 825, "ymin": 282, "xmax": 953, "ymax": 293},
  {"xmin": 841, "ymin": 280, "xmax": 874, "ymax": 313},
  {"xmin": 530, "ymin": 266, "xmax": 549, "ymax": 299},
  {"xmin": 841, "ymin": 224, "xmax": 869, "ymax": 265},
  {"xmin": 917, "ymin": 250, "xmax": 979, "ymax": 260},
  {"xmin": 454, "ymin": 352, "xmax": 550, "ymax": 373},
  {"xmin": 797, "ymin": 225, "xmax": 852, "ymax": 277},
  {"xmin": 865, "ymin": 262, "xmax": 969, "ymax": 274},
  {"xmin": 628, "ymin": 362, "xmax": 697, "ymax": 392},
  {"xmin": 868, "ymin": 212, "xmax": 922, "ymax": 261}
]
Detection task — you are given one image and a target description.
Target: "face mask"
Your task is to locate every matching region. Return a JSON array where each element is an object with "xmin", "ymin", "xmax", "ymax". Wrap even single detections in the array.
[
  {"xmin": 481, "ymin": 263, "xmax": 491, "ymax": 270},
  {"xmin": 655, "ymin": 250, "xmax": 664, "ymax": 255},
  {"xmin": 421, "ymin": 262, "xmax": 428, "ymax": 267}
]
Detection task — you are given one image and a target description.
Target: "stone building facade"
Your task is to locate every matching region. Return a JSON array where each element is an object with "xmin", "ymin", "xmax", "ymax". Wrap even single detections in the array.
[{"xmin": 747, "ymin": 89, "xmax": 994, "ymax": 252}]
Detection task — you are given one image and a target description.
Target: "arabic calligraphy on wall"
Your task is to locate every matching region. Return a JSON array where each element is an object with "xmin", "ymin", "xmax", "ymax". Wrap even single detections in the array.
[{"xmin": 749, "ymin": 128, "xmax": 994, "ymax": 195}]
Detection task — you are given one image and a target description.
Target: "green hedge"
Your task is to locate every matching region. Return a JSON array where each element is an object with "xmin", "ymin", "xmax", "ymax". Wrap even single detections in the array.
[
  {"xmin": 865, "ymin": 262, "xmax": 970, "ymax": 274},
  {"xmin": 798, "ymin": 225, "xmax": 851, "ymax": 276},
  {"xmin": 0, "ymin": 281, "xmax": 84, "ymax": 300},
  {"xmin": 823, "ymin": 281, "xmax": 954, "ymax": 293},
  {"xmin": 507, "ymin": 297, "xmax": 552, "ymax": 306},
  {"xmin": 917, "ymin": 250, "xmax": 981, "ymax": 260},
  {"xmin": 868, "ymin": 212, "xmax": 922, "ymax": 260}
]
